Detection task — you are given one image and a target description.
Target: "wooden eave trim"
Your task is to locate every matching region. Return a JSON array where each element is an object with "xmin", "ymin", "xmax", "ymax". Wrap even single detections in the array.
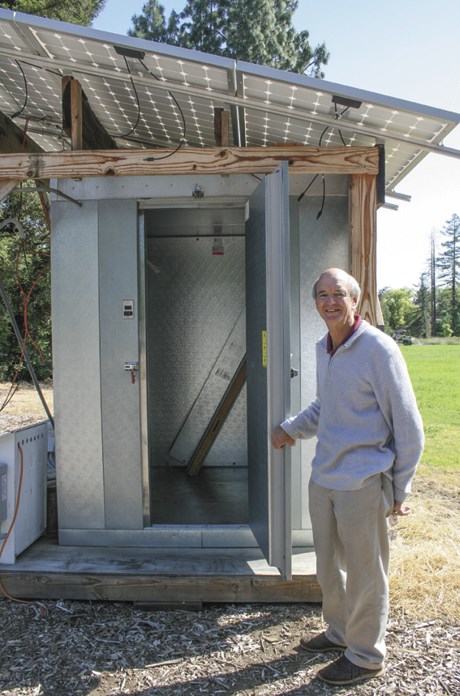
[{"xmin": 0, "ymin": 146, "xmax": 379, "ymax": 181}]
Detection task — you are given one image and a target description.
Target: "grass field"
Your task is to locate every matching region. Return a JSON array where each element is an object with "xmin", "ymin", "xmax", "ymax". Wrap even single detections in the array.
[
  {"xmin": 401, "ymin": 344, "xmax": 460, "ymax": 478},
  {"xmin": 391, "ymin": 344, "xmax": 460, "ymax": 620}
]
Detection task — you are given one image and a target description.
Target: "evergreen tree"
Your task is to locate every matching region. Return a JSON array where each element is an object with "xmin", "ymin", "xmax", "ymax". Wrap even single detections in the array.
[
  {"xmin": 0, "ymin": 1, "xmax": 106, "ymax": 25},
  {"xmin": 430, "ymin": 229, "xmax": 437, "ymax": 335},
  {"xmin": 411, "ymin": 272, "xmax": 431, "ymax": 338},
  {"xmin": 0, "ymin": 1, "xmax": 105, "ymax": 384},
  {"xmin": 436, "ymin": 213, "xmax": 460, "ymax": 335},
  {"xmin": 129, "ymin": 0, "xmax": 329, "ymax": 76}
]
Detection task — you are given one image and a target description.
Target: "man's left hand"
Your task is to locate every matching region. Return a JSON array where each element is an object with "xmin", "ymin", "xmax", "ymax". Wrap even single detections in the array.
[{"xmin": 392, "ymin": 500, "xmax": 411, "ymax": 516}]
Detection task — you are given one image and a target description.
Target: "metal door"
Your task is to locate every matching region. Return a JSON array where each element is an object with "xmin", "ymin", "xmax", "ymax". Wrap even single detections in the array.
[{"xmin": 246, "ymin": 163, "xmax": 292, "ymax": 579}]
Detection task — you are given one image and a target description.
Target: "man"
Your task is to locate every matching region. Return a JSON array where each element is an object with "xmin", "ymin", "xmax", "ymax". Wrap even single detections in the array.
[{"xmin": 272, "ymin": 268, "xmax": 424, "ymax": 686}]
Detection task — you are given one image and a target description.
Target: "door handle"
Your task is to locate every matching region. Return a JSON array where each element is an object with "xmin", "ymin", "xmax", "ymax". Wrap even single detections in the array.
[{"xmin": 290, "ymin": 367, "xmax": 299, "ymax": 378}]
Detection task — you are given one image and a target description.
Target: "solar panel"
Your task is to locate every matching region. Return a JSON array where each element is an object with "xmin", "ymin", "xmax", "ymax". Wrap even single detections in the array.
[{"xmin": 0, "ymin": 9, "xmax": 458, "ymax": 191}]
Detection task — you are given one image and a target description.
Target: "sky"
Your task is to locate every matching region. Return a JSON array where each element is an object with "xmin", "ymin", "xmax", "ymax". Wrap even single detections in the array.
[{"xmin": 92, "ymin": 0, "xmax": 460, "ymax": 289}]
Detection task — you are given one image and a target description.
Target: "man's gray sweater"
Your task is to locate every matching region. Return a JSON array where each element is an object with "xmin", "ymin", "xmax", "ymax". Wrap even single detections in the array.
[{"xmin": 281, "ymin": 320, "xmax": 424, "ymax": 502}]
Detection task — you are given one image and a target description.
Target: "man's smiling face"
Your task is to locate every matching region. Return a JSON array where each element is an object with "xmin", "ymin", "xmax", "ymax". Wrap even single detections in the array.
[{"xmin": 314, "ymin": 270, "xmax": 358, "ymax": 333}]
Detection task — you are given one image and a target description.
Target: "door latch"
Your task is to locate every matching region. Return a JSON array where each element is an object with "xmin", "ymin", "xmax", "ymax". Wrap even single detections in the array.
[{"xmin": 124, "ymin": 361, "xmax": 139, "ymax": 384}]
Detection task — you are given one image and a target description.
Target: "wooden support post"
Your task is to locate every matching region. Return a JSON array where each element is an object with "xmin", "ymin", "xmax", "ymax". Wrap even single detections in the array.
[
  {"xmin": 214, "ymin": 108, "xmax": 230, "ymax": 147},
  {"xmin": 349, "ymin": 173, "xmax": 380, "ymax": 326},
  {"xmin": 62, "ymin": 77, "xmax": 118, "ymax": 151},
  {"xmin": 62, "ymin": 77, "xmax": 83, "ymax": 150}
]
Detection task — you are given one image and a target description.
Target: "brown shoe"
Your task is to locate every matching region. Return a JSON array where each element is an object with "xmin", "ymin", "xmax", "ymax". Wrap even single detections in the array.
[
  {"xmin": 316, "ymin": 655, "xmax": 384, "ymax": 685},
  {"xmin": 299, "ymin": 631, "xmax": 346, "ymax": 652}
]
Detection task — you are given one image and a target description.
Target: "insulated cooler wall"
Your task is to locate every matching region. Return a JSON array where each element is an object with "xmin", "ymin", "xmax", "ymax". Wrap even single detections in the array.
[{"xmin": 51, "ymin": 174, "xmax": 349, "ymax": 547}]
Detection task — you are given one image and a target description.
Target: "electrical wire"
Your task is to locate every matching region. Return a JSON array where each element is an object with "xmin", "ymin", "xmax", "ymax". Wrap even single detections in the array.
[
  {"xmin": 9, "ymin": 59, "xmax": 62, "ymax": 121},
  {"xmin": 297, "ymin": 173, "xmax": 319, "ymax": 202},
  {"xmin": 0, "ymin": 218, "xmax": 54, "ymax": 425},
  {"xmin": 0, "ymin": 379, "xmax": 21, "ymax": 413},
  {"xmin": 10, "ymin": 59, "xmax": 28, "ymax": 120},
  {"xmin": 117, "ymin": 55, "xmax": 142, "ymax": 139},
  {"xmin": 114, "ymin": 56, "xmax": 187, "ymax": 159},
  {"xmin": 316, "ymin": 174, "xmax": 326, "ymax": 220},
  {"xmin": 14, "ymin": 237, "xmax": 50, "ymax": 364},
  {"xmin": 138, "ymin": 57, "xmax": 187, "ymax": 160},
  {"xmin": 299, "ymin": 103, "xmax": 351, "ymax": 210},
  {"xmin": 139, "ymin": 57, "xmax": 187, "ymax": 140}
]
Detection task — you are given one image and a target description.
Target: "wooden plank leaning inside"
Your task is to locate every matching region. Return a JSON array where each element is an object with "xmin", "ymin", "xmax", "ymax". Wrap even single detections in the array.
[
  {"xmin": 187, "ymin": 356, "xmax": 247, "ymax": 477},
  {"xmin": 0, "ymin": 145, "xmax": 379, "ymax": 181}
]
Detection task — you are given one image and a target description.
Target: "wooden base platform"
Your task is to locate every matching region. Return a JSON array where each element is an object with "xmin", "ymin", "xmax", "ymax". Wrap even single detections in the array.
[{"xmin": 0, "ymin": 536, "xmax": 321, "ymax": 604}]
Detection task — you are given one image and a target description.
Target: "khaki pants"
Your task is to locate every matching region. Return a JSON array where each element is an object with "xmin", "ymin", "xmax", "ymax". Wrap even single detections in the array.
[{"xmin": 309, "ymin": 475, "xmax": 392, "ymax": 669}]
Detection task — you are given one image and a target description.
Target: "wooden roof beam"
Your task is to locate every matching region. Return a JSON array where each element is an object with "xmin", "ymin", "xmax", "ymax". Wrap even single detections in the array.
[{"xmin": 0, "ymin": 145, "xmax": 379, "ymax": 181}]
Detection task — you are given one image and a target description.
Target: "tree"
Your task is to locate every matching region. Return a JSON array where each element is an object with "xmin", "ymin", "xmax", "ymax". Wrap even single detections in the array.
[
  {"xmin": 129, "ymin": 0, "xmax": 329, "ymax": 76},
  {"xmin": 0, "ymin": 1, "xmax": 106, "ymax": 24},
  {"xmin": 0, "ymin": 188, "xmax": 52, "ymax": 381},
  {"xmin": 411, "ymin": 272, "xmax": 431, "ymax": 338},
  {"xmin": 436, "ymin": 213, "xmax": 460, "ymax": 335},
  {"xmin": 378, "ymin": 287, "xmax": 416, "ymax": 334},
  {"xmin": 0, "ymin": 1, "xmax": 106, "ymax": 386},
  {"xmin": 430, "ymin": 229, "xmax": 437, "ymax": 336}
]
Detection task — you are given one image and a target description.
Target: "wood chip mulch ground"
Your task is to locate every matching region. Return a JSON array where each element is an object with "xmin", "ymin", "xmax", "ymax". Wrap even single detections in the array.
[{"xmin": 0, "ymin": 599, "xmax": 458, "ymax": 695}]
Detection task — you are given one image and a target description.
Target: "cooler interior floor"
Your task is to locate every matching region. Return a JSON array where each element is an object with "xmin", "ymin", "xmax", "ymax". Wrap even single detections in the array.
[{"xmin": 149, "ymin": 466, "xmax": 248, "ymax": 524}]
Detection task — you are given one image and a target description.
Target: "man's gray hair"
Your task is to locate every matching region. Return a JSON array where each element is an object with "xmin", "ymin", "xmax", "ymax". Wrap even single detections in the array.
[{"xmin": 312, "ymin": 270, "xmax": 361, "ymax": 301}]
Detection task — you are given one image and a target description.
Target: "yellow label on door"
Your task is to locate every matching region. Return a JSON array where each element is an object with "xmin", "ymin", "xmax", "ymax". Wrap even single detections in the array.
[{"xmin": 262, "ymin": 330, "xmax": 267, "ymax": 367}]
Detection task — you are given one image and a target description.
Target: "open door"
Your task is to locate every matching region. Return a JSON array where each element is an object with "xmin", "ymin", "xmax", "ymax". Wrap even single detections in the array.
[{"xmin": 246, "ymin": 162, "xmax": 292, "ymax": 579}]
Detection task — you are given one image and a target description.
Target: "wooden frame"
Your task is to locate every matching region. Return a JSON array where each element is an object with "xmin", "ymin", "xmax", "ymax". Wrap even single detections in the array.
[
  {"xmin": 0, "ymin": 144, "xmax": 380, "ymax": 323},
  {"xmin": 0, "ymin": 145, "xmax": 378, "ymax": 180}
]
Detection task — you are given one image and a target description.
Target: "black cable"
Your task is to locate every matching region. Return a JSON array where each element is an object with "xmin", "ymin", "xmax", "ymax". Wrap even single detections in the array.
[
  {"xmin": 116, "ymin": 55, "xmax": 142, "ymax": 139},
  {"xmin": 15, "ymin": 59, "xmax": 62, "ymax": 78},
  {"xmin": 139, "ymin": 57, "xmax": 187, "ymax": 142},
  {"xmin": 336, "ymin": 104, "xmax": 350, "ymax": 146},
  {"xmin": 143, "ymin": 137, "xmax": 185, "ymax": 162},
  {"xmin": 300, "ymin": 102, "xmax": 352, "ymax": 209},
  {"xmin": 316, "ymin": 174, "xmax": 326, "ymax": 220},
  {"xmin": 9, "ymin": 60, "xmax": 68, "ymax": 148},
  {"xmin": 318, "ymin": 104, "xmax": 350, "ymax": 147},
  {"xmin": 10, "ymin": 60, "xmax": 28, "ymax": 119},
  {"xmin": 318, "ymin": 125, "xmax": 329, "ymax": 147},
  {"xmin": 298, "ymin": 173, "xmax": 319, "ymax": 202}
]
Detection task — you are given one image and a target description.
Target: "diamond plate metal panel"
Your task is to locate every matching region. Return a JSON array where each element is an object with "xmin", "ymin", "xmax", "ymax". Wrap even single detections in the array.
[
  {"xmin": 51, "ymin": 200, "xmax": 105, "ymax": 530},
  {"xmin": 168, "ymin": 309, "xmax": 246, "ymax": 466},
  {"xmin": 98, "ymin": 200, "xmax": 143, "ymax": 530}
]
